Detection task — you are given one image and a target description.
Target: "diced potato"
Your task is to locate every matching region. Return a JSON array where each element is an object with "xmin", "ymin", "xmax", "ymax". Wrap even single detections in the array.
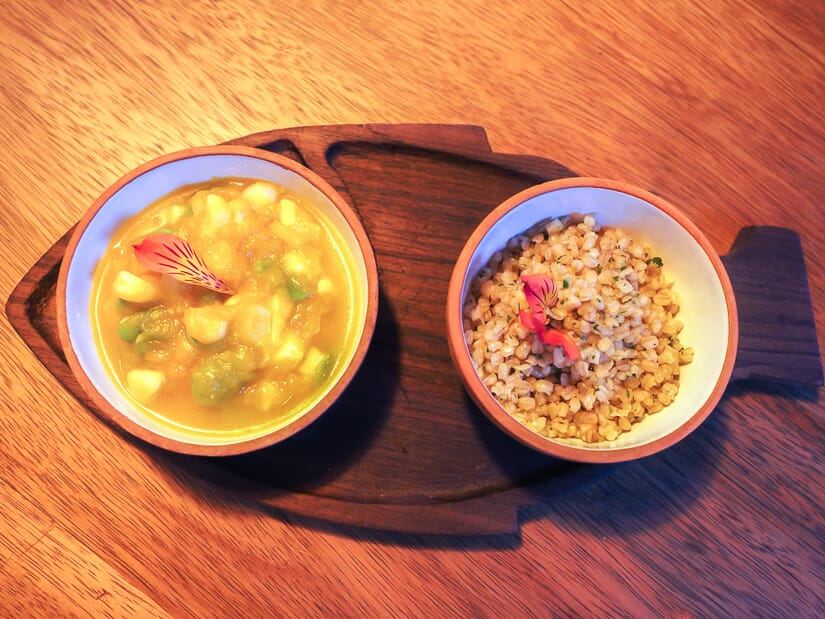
[
  {"xmin": 291, "ymin": 214, "xmax": 322, "ymax": 242},
  {"xmin": 279, "ymin": 198, "xmax": 297, "ymax": 226},
  {"xmin": 166, "ymin": 204, "xmax": 191, "ymax": 225},
  {"xmin": 269, "ymin": 220, "xmax": 299, "ymax": 248},
  {"xmin": 126, "ymin": 369, "xmax": 165, "ymax": 403},
  {"xmin": 253, "ymin": 381, "xmax": 278, "ymax": 411},
  {"xmin": 183, "ymin": 306, "xmax": 229, "ymax": 344},
  {"xmin": 316, "ymin": 277, "xmax": 334, "ymax": 298},
  {"xmin": 113, "ymin": 271, "xmax": 159, "ymax": 304},
  {"xmin": 205, "ymin": 193, "xmax": 231, "ymax": 230},
  {"xmin": 283, "ymin": 249, "xmax": 314, "ymax": 280},
  {"xmin": 268, "ymin": 288, "xmax": 294, "ymax": 321},
  {"xmin": 242, "ymin": 181, "xmax": 279, "ymax": 209},
  {"xmin": 189, "ymin": 190, "xmax": 210, "ymax": 216},
  {"xmin": 268, "ymin": 289, "xmax": 294, "ymax": 343},
  {"xmin": 298, "ymin": 346, "xmax": 331, "ymax": 382},
  {"xmin": 228, "ymin": 198, "xmax": 249, "ymax": 223},
  {"xmin": 202, "ymin": 239, "xmax": 242, "ymax": 284},
  {"xmin": 270, "ymin": 316, "xmax": 287, "ymax": 343},
  {"xmin": 271, "ymin": 332, "xmax": 305, "ymax": 370},
  {"xmin": 233, "ymin": 305, "xmax": 272, "ymax": 346},
  {"xmin": 224, "ymin": 293, "xmax": 247, "ymax": 307},
  {"xmin": 272, "ymin": 204, "xmax": 322, "ymax": 246}
]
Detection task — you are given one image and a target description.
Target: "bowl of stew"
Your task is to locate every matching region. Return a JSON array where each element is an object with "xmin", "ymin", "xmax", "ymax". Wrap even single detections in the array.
[{"xmin": 57, "ymin": 145, "xmax": 379, "ymax": 455}]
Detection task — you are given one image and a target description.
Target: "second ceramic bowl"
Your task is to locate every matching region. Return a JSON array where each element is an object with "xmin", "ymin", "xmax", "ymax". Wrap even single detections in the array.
[{"xmin": 446, "ymin": 177, "xmax": 738, "ymax": 463}]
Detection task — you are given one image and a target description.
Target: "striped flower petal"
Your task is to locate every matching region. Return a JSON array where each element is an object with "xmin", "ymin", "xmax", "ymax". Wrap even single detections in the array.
[
  {"xmin": 519, "ymin": 274, "xmax": 578, "ymax": 360},
  {"xmin": 133, "ymin": 233, "xmax": 234, "ymax": 295},
  {"xmin": 521, "ymin": 274, "xmax": 558, "ymax": 323}
]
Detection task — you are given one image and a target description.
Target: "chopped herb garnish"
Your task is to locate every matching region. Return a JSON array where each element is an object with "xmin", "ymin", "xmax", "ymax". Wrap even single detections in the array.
[
  {"xmin": 647, "ymin": 257, "xmax": 664, "ymax": 267},
  {"xmin": 562, "ymin": 278, "xmax": 570, "ymax": 289}
]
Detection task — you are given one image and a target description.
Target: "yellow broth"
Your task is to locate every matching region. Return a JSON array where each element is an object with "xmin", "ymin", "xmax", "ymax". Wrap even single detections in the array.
[{"xmin": 91, "ymin": 178, "xmax": 361, "ymax": 438}]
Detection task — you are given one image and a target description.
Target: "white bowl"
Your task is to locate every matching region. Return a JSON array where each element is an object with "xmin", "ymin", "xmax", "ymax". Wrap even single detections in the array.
[
  {"xmin": 446, "ymin": 178, "xmax": 738, "ymax": 462},
  {"xmin": 57, "ymin": 146, "xmax": 379, "ymax": 455}
]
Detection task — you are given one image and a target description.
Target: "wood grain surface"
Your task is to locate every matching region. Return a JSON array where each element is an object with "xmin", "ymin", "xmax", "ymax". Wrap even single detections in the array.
[{"xmin": 1, "ymin": 1, "xmax": 823, "ymax": 616}]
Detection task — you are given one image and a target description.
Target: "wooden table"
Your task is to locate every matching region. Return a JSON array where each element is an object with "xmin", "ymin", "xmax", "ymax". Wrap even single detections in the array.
[{"xmin": 1, "ymin": 1, "xmax": 822, "ymax": 616}]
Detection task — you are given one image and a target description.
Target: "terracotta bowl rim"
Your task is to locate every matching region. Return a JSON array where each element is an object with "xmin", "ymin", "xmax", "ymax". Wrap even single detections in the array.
[
  {"xmin": 56, "ymin": 145, "xmax": 379, "ymax": 456},
  {"xmin": 446, "ymin": 176, "xmax": 738, "ymax": 463}
]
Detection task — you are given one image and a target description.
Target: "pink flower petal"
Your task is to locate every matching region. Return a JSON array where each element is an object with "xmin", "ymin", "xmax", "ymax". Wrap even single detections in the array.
[
  {"xmin": 519, "ymin": 310, "xmax": 542, "ymax": 333},
  {"xmin": 133, "ymin": 233, "xmax": 234, "ymax": 295},
  {"xmin": 541, "ymin": 328, "xmax": 581, "ymax": 362},
  {"xmin": 521, "ymin": 274, "xmax": 558, "ymax": 324},
  {"xmin": 519, "ymin": 274, "xmax": 578, "ymax": 360}
]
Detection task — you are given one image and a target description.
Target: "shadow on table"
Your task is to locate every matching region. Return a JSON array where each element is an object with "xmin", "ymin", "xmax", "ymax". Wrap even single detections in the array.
[
  {"xmin": 155, "ymin": 390, "xmax": 735, "ymax": 552},
  {"xmin": 158, "ymin": 358, "xmax": 802, "ymax": 552},
  {"xmin": 193, "ymin": 398, "xmax": 731, "ymax": 551},
  {"xmin": 208, "ymin": 398, "xmax": 727, "ymax": 551}
]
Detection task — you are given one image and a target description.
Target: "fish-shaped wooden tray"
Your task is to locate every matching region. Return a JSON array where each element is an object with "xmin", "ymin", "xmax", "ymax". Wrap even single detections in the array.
[{"xmin": 6, "ymin": 124, "xmax": 822, "ymax": 534}]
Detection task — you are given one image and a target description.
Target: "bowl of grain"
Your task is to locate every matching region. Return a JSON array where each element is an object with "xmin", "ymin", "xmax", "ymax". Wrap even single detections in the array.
[{"xmin": 446, "ymin": 178, "xmax": 738, "ymax": 463}]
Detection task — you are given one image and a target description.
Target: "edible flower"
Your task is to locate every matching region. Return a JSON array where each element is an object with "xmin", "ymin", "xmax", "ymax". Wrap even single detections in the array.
[
  {"xmin": 518, "ymin": 274, "xmax": 580, "ymax": 361},
  {"xmin": 133, "ymin": 233, "xmax": 234, "ymax": 295}
]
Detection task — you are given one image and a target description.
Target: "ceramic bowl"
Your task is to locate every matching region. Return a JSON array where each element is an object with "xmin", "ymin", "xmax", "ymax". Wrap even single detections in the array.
[
  {"xmin": 446, "ymin": 178, "xmax": 738, "ymax": 463},
  {"xmin": 57, "ymin": 145, "xmax": 379, "ymax": 456}
]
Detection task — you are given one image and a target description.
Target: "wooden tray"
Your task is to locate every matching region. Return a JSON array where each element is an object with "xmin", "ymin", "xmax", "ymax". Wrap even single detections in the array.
[{"xmin": 6, "ymin": 124, "xmax": 822, "ymax": 535}]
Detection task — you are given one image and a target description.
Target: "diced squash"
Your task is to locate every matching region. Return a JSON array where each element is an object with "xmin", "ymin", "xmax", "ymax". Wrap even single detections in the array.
[
  {"xmin": 298, "ymin": 346, "xmax": 330, "ymax": 380},
  {"xmin": 202, "ymin": 239, "xmax": 242, "ymax": 283},
  {"xmin": 253, "ymin": 381, "xmax": 277, "ymax": 411},
  {"xmin": 272, "ymin": 332, "xmax": 305, "ymax": 370},
  {"xmin": 126, "ymin": 369, "xmax": 165, "ymax": 403},
  {"xmin": 269, "ymin": 220, "xmax": 300, "ymax": 248},
  {"xmin": 284, "ymin": 250, "xmax": 307, "ymax": 275},
  {"xmin": 183, "ymin": 306, "xmax": 229, "ymax": 344},
  {"xmin": 233, "ymin": 305, "xmax": 272, "ymax": 346},
  {"xmin": 242, "ymin": 181, "xmax": 279, "ymax": 209},
  {"xmin": 283, "ymin": 250, "xmax": 309, "ymax": 278},
  {"xmin": 228, "ymin": 198, "xmax": 249, "ymax": 223},
  {"xmin": 270, "ymin": 316, "xmax": 287, "ymax": 343},
  {"xmin": 279, "ymin": 198, "xmax": 297, "ymax": 226},
  {"xmin": 166, "ymin": 204, "xmax": 191, "ymax": 225},
  {"xmin": 268, "ymin": 288, "xmax": 294, "ymax": 321},
  {"xmin": 113, "ymin": 271, "xmax": 159, "ymax": 304},
  {"xmin": 291, "ymin": 214, "xmax": 322, "ymax": 242},
  {"xmin": 224, "ymin": 293, "xmax": 246, "ymax": 307},
  {"xmin": 268, "ymin": 289, "xmax": 294, "ymax": 343},
  {"xmin": 189, "ymin": 190, "xmax": 210, "ymax": 216},
  {"xmin": 205, "ymin": 193, "xmax": 231, "ymax": 230},
  {"xmin": 316, "ymin": 277, "xmax": 334, "ymax": 298}
]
